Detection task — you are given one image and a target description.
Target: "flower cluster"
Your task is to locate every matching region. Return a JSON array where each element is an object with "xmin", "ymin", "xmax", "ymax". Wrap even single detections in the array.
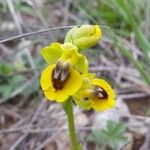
[{"xmin": 40, "ymin": 25, "xmax": 116, "ymax": 111}]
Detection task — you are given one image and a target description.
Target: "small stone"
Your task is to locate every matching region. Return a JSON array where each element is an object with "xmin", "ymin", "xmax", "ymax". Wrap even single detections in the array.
[{"xmin": 75, "ymin": 113, "xmax": 89, "ymax": 127}]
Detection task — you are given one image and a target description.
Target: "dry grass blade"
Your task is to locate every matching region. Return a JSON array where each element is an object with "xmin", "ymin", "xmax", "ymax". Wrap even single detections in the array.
[{"xmin": 0, "ymin": 26, "xmax": 78, "ymax": 43}]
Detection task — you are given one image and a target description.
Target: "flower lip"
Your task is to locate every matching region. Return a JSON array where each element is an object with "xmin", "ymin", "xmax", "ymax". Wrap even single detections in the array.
[
  {"xmin": 92, "ymin": 85, "xmax": 108, "ymax": 100},
  {"xmin": 52, "ymin": 62, "xmax": 70, "ymax": 91}
]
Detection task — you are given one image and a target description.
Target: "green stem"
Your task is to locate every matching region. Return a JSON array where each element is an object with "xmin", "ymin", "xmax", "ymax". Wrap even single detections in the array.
[{"xmin": 63, "ymin": 97, "xmax": 81, "ymax": 150}]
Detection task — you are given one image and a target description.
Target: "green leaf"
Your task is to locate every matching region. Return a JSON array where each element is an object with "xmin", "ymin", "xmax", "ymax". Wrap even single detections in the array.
[
  {"xmin": 22, "ymin": 78, "xmax": 39, "ymax": 96},
  {"xmin": 0, "ymin": 63, "xmax": 14, "ymax": 76},
  {"xmin": 87, "ymin": 121, "xmax": 128, "ymax": 149},
  {"xmin": 14, "ymin": 0, "xmax": 34, "ymax": 16},
  {"xmin": 115, "ymin": 37, "xmax": 150, "ymax": 84},
  {"xmin": 87, "ymin": 129, "xmax": 105, "ymax": 144},
  {"xmin": 0, "ymin": 85, "xmax": 13, "ymax": 98},
  {"xmin": 104, "ymin": 121, "xmax": 128, "ymax": 149},
  {"xmin": 111, "ymin": 0, "xmax": 150, "ymax": 62},
  {"xmin": 106, "ymin": 120, "xmax": 126, "ymax": 135},
  {"xmin": 10, "ymin": 75, "xmax": 26, "ymax": 85}
]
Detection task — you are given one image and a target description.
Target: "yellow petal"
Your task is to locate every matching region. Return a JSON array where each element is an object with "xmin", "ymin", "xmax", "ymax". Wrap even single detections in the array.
[
  {"xmin": 62, "ymin": 42, "xmax": 78, "ymax": 51},
  {"xmin": 92, "ymin": 78, "xmax": 116, "ymax": 100},
  {"xmin": 56, "ymin": 68, "xmax": 82, "ymax": 102},
  {"xmin": 43, "ymin": 68, "xmax": 82, "ymax": 102},
  {"xmin": 61, "ymin": 68, "xmax": 82, "ymax": 95},
  {"xmin": 44, "ymin": 86, "xmax": 70, "ymax": 102},
  {"xmin": 91, "ymin": 78, "xmax": 116, "ymax": 111},
  {"xmin": 92, "ymin": 102, "xmax": 109, "ymax": 111},
  {"xmin": 44, "ymin": 86, "xmax": 56, "ymax": 101},
  {"xmin": 92, "ymin": 78, "xmax": 111, "ymax": 89},
  {"xmin": 40, "ymin": 64, "xmax": 55, "ymax": 90},
  {"xmin": 95, "ymin": 25, "xmax": 101, "ymax": 39},
  {"xmin": 40, "ymin": 42, "xmax": 63, "ymax": 64},
  {"xmin": 92, "ymin": 98, "xmax": 115, "ymax": 111},
  {"xmin": 107, "ymin": 99, "xmax": 116, "ymax": 107}
]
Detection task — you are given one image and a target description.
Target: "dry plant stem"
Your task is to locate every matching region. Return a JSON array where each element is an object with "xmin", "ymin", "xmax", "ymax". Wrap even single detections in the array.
[
  {"xmin": 9, "ymin": 99, "xmax": 47, "ymax": 150},
  {"xmin": 63, "ymin": 97, "xmax": 80, "ymax": 150},
  {"xmin": 0, "ymin": 26, "xmax": 76, "ymax": 43},
  {"xmin": 6, "ymin": 0, "xmax": 23, "ymax": 34}
]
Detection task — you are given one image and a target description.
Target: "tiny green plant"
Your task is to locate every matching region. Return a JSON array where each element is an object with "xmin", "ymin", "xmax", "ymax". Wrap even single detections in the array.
[
  {"xmin": 0, "ymin": 63, "xmax": 26, "ymax": 99},
  {"xmin": 87, "ymin": 121, "xmax": 128, "ymax": 150},
  {"xmin": 40, "ymin": 25, "xmax": 116, "ymax": 150}
]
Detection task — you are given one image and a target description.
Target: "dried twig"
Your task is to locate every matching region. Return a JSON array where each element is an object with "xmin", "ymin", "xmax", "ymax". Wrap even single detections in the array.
[
  {"xmin": 140, "ymin": 126, "xmax": 150, "ymax": 150},
  {"xmin": 32, "ymin": 0, "xmax": 48, "ymax": 27},
  {"xmin": 9, "ymin": 134, "xmax": 27, "ymax": 150},
  {"xmin": 0, "ymin": 126, "xmax": 101, "ymax": 134},
  {"xmin": 9, "ymin": 99, "xmax": 47, "ymax": 150},
  {"xmin": 118, "ymin": 93, "xmax": 150, "ymax": 100},
  {"xmin": 0, "ymin": 26, "xmax": 77, "ymax": 44},
  {"xmin": 62, "ymin": 0, "xmax": 71, "ymax": 25},
  {"xmin": 35, "ymin": 128, "xmax": 63, "ymax": 150}
]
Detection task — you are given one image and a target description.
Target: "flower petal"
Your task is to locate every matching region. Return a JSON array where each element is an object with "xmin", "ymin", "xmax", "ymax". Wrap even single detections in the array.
[
  {"xmin": 64, "ymin": 27, "xmax": 78, "ymax": 43},
  {"xmin": 40, "ymin": 42, "xmax": 63, "ymax": 64},
  {"xmin": 57, "ymin": 68, "xmax": 82, "ymax": 102},
  {"xmin": 92, "ymin": 78, "xmax": 112, "ymax": 91},
  {"xmin": 91, "ymin": 78, "xmax": 116, "ymax": 111},
  {"xmin": 92, "ymin": 99, "xmax": 110, "ymax": 111},
  {"xmin": 75, "ymin": 55, "xmax": 89, "ymax": 73},
  {"xmin": 40, "ymin": 64, "xmax": 55, "ymax": 90},
  {"xmin": 74, "ymin": 99, "xmax": 93, "ymax": 110},
  {"xmin": 43, "ymin": 67, "xmax": 82, "ymax": 102},
  {"xmin": 44, "ymin": 86, "xmax": 56, "ymax": 101},
  {"xmin": 65, "ymin": 25, "xmax": 102, "ymax": 50}
]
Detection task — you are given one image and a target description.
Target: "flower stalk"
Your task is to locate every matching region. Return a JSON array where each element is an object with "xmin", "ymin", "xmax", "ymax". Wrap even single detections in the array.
[{"xmin": 63, "ymin": 97, "xmax": 81, "ymax": 150}]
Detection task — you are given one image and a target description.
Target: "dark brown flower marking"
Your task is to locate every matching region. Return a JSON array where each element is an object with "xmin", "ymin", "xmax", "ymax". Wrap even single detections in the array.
[
  {"xmin": 93, "ymin": 85, "xmax": 108, "ymax": 99},
  {"xmin": 52, "ymin": 61, "xmax": 70, "ymax": 90}
]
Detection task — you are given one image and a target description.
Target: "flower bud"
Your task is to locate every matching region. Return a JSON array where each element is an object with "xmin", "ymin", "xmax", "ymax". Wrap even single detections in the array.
[{"xmin": 65, "ymin": 25, "xmax": 102, "ymax": 50}]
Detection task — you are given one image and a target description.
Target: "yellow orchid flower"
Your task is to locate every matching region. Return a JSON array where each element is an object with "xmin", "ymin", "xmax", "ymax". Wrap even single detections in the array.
[
  {"xmin": 74, "ymin": 74, "xmax": 116, "ymax": 111},
  {"xmin": 39, "ymin": 25, "xmax": 117, "ymax": 150},
  {"xmin": 65, "ymin": 25, "xmax": 102, "ymax": 50},
  {"xmin": 40, "ymin": 62, "xmax": 82, "ymax": 102},
  {"xmin": 40, "ymin": 42, "xmax": 88, "ymax": 74}
]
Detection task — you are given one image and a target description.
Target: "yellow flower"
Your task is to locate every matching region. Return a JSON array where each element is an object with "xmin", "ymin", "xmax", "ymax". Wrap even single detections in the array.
[
  {"xmin": 40, "ymin": 62, "xmax": 82, "ymax": 102},
  {"xmin": 40, "ymin": 42, "xmax": 88, "ymax": 74},
  {"xmin": 90, "ymin": 78, "xmax": 116, "ymax": 111},
  {"xmin": 74, "ymin": 75, "xmax": 116, "ymax": 111},
  {"xmin": 65, "ymin": 25, "xmax": 102, "ymax": 50}
]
